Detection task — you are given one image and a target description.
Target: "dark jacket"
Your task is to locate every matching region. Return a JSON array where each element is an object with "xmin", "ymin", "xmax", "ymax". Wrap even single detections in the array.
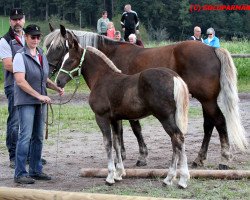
[
  {"xmin": 2, "ymin": 27, "xmax": 24, "ymax": 87},
  {"xmin": 14, "ymin": 46, "xmax": 49, "ymax": 106},
  {"xmin": 120, "ymin": 11, "xmax": 139, "ymax": 31}
]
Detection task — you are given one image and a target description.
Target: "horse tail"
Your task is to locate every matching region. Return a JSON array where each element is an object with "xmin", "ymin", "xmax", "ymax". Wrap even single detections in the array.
[
  {"xmin": 174, "ymin": 76, "xmax": 189, "ymax": 135},
  {"xmin": 215, "ymin": 48, "xmax": 248, "ymax": 151}
]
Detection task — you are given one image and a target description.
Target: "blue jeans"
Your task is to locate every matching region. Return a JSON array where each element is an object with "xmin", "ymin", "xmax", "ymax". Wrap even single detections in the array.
[
  {"xmin": 4, "ymin": 85, "xmax": 19, "ymax": 161},
  {"xmin": 15, "ymin": 104, "xmax": 45, "ymax": 178}
]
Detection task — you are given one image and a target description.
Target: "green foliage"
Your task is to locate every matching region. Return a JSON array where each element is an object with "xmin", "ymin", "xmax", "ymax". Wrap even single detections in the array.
[
  {"xmin": 0, "ymin": 0, "xmax": 249, "ymax": 40},
  {"xmin": 0, "ymin": 16, "xmax": 10, "ymax": 36},
  {"xmin": 221, "ymin": 40, "xmax": 250, "ymax": 91}
]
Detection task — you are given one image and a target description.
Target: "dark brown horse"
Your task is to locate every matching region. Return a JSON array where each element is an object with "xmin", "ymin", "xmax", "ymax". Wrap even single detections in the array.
[
  {"xmin": 56, "ymin": 38, "xmax": 190, "ymax": 188},
  {"xmin": 44, "ymin": 25, "xmax": 248, "ymax": 169}
]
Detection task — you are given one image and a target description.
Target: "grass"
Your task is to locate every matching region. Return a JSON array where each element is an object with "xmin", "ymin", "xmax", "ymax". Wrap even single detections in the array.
[{"xmin": 83, "ymin": 178, "xmax": 250, "ymax": 199}]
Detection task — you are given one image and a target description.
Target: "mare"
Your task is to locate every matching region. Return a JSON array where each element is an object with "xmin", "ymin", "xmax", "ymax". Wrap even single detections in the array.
[
  {"xmin": 56, "ymin": 38, "xmax": 190, "ymax": 188},
  {"xmin": 44, "ymin": 24, "xmax": 248, "ymax": 169}
]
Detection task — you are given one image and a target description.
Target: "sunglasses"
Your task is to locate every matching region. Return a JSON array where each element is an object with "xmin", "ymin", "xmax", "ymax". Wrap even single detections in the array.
[
  {"xmin": 207, "ymin": 34, "xmax": 212, "ymax": 35},
  {"xmin": 30, "ymin": 35, "xmax": 41, "ymax": 40}
]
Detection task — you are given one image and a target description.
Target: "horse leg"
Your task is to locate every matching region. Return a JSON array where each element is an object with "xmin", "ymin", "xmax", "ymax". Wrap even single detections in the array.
[
  {"xmin": 192, "ymin": 108, "xmax": 214, "ymax": 168},
  {"xmin": 119, "ymin": 121, "xmax": 126, "ymax": 160},
  {"xmin": 111, "ymin": 120, "xmax": 126, "ymax": 181},
  {"xmin": 160, "ymin": 118, "xmax": 189, "ymax": 188},
  {"xmin": 214, "ymin": 110, "xmax": 232, "ymax": 170},
  {"xmin": 95, "ymin": 115, "xmax": 116, "ymax": 185},
  {"xmin": 193, "ymin": 102, "xmax": 232, "ymax": 169},
  {"xmin": 129, "ymin": 120, "xmax": 148, "ymax": 166}
]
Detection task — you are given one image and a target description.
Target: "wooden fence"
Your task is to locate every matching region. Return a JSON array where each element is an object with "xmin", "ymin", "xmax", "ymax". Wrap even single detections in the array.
[{"xmin": 0, "ymin": 187, "xmax": 176, "ymax": 200}]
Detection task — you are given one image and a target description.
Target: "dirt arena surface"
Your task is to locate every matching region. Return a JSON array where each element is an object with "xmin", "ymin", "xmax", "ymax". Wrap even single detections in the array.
[{"xmin": 0, "ymin": 93, "xmax": 249, "ymax": 191}]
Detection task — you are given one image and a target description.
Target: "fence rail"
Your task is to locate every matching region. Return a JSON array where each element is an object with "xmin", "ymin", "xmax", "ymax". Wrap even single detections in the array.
[{"xmin": 231, "ymin": 54, "xmax": 250, "ymax": 58}]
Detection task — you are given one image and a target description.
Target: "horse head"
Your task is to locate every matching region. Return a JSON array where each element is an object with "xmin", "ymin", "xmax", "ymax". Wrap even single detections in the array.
[
  {"xmin": 56, "ymin": 38, "xmax": 83, "ymax": 88},
  {"xmin": 44, "ymin": 24, "xmax": 78, "ymax": 77}
]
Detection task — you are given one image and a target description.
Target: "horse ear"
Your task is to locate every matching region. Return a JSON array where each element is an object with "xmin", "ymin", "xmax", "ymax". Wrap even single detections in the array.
[
  {"xmin": 60, "ymin": 24, "xmax": 67, "ymax": 37},
  {"xmin": 49, "ymin": 23, "xmax": 54, "ymax": 32}
]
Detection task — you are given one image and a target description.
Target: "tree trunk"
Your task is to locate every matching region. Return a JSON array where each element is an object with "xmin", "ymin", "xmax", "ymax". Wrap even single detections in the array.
[{"xmin": 45, "ymin": 1, "xmax": 49, "ymax": 21}]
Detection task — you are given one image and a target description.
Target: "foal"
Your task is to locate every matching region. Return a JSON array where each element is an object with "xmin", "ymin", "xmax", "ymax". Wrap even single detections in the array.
[{"xmin": 56, "ymin": 39, "xmax": 190, "ymax": 188}]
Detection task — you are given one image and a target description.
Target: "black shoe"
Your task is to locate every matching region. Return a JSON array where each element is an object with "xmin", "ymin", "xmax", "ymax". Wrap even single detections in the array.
[
  {"xmin": 14, "ymin": 176, "xmax": 35, "ymax": 184},
  {"xmin": 9, "ymin": 160, "xmax": 15, "ymax": 169},
  {"xmin": 27, "ymin": 158, "xmax": 47, "ymax": 165},
  {"xmin": 30, "ymin": 172, "xmax": 52, "ymax": 180}
]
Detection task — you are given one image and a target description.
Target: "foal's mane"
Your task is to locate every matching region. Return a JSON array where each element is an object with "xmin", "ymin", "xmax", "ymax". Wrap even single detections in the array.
[{"xmin": 86, "ymin": 46, "xmax": 121, "ymax": 73}]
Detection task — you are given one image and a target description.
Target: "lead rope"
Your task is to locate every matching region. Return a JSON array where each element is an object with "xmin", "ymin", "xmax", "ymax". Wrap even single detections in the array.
[{"xmin": 55, "ymin": 97, "xmax": 62, "ymax": 176}]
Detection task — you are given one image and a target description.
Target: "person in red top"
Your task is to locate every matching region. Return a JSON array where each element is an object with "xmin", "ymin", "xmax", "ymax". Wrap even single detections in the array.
[
  {"xmin": 106, "ymin": 22, "xmax": 116, "ymax": 39},
  {"xmin": 128, "ymin": 33, "xmax": 144, "ymax": 47}
]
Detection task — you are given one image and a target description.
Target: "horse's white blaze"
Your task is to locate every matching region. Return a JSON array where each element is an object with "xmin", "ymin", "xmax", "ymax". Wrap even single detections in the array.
[
  {"xmin": 54, "ymin": 53, "xmax": 70, "ymax": 82},
  {"xmin": 173, "ymin": 76, "xmax": 189, "ymax": 135},
  {"xmin": 65, "ymin": 39, "xmax": 69, "ymax": 49},
  {"xmin": 61, "ymin": 53, "xmax": 69, "ymax": 69},
  {"xmin": 46, "ymin": 39, "xmax": 54, "ymax": 54}
]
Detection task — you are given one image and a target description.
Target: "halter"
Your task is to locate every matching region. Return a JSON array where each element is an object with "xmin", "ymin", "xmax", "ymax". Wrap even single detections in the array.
[
  {"xmin": 47, "ymin": 37, "xmax": 70, "ymax": 76},
  {"xmin": 55, "ymin": 48, "xmax": 86, "ymax": 83}
]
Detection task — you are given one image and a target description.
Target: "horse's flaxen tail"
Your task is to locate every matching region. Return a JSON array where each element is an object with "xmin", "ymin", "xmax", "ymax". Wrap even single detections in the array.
[
  {"xmin": 174, "ymin": 76, "xmax": 189, "ymax": 135},
  {"xmin": 215, "ymin": 48, "xmax": 248, "ymax": 151}
]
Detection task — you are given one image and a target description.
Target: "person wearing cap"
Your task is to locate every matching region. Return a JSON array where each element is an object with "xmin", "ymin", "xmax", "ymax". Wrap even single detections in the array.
[
  {"xmin": 188, "ymin": 26, "xmax": 204, "ymax": 42},
  {"xmin": 0, "ymin": 8, "xmax": 26, "ymax": 169},
  {"xmin": 204, "ymin": 27, "xmax": 220, "ymax": 48},
  {"xmin": 13, "ymin": 24, "xmax": 64, "ymax": 184}
]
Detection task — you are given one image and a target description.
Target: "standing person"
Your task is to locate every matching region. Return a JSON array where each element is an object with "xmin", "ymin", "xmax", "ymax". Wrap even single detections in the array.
[
  {"xmin": 97, "ymin": 11, "xmax": 109, "ymax": 36},
  {"xmin": 204, "ymin": 27, "xmax": 220, "ymax": 48},
  {"xmin": 13, "ymin": 24, "xmax": 64, "ymax": 184},
  {"xmin": 128, "ymin": 33, "xmax": 144, "ymax": 47},
  {"xmin": 106, "ymin": 22, "xmax": 116, "ymax": 39},
  {"xmin": 120, "ymin": 4, "xmax": 139, "ymax": 41},
  {"xmin": 0, "ymin": 8, "xmax": 25, "ymax": 169},
  {"xmin": 188, "ymin": 26, "xmax": 203, "ymax": 42},
  {"xmin": 114, "ymin": 31, "xmax": 125, "ymax": 42}
]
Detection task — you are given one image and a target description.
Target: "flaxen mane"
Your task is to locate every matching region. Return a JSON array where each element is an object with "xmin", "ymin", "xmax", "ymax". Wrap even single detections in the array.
[
  {"xmin": 86, "ymin": 46, "xmax": 121, "ymax": 73},
  {"xmin": 43, "ymin": 30, "xmax": 65, "ymax": 51}
]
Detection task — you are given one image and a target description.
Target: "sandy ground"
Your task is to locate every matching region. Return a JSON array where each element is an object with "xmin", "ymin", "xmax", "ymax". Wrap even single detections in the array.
[{"xmin": 0, "ymin": 93, "xmax": 249, "ymax": 191}]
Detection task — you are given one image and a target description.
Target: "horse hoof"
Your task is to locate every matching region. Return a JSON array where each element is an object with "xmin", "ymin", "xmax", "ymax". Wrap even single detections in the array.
[
  {"xmin": 162, "ymin": 179, "xmax": 173, "ymax": 187},
  {"xmin": 192, "ymin": 160, "xmax": 203, "ymax": 168},
  {"xmin": 105, "ymin": 181, "xmax": 115, "ymax": 186},
  {"xmin": 162, "ymin": 181, "xmax": 172, "ymax": 187},
  {"xmin": 178, "ymin": 182, "xmax": 187, "ymax": 189},
  {"xmin": 114, "ymin": 177, "xmax": 122, "ymax": 182},
  {"xmin": 136, "ymin": 160, "xmax": 147, "ymax": 167},
  {"xmin": 219, "ymin": 164, "xmax": 229, "ymax": 170}
]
